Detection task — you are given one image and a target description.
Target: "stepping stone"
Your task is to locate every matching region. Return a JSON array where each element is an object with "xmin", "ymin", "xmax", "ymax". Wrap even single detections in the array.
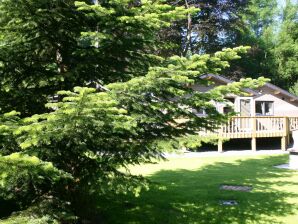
[
  {"xmin": 220, "ymin": 184, "xmax": 252, "ymax": 192},
  {"xmin": 219, "ymin": 200, "xmax": 238, "ymax": 206}
]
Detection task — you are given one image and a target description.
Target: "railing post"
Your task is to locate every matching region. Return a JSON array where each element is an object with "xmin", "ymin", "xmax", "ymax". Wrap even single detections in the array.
[
  {"xmin": 218, "ymin": 126, "xmax": 223, "ymax": 153},
  {"xmin": 251, "ymin": 117, "xmax": 257, "ymax": 151},
  {"xmin": 281, "ymin": 117, "xmax": 289, "ymax": 151},
  {"xmin": 285, "ymin": 116, "xmax": 289, "ymax": 134},
  {"xmin": 218, "ymin": 138, "xmax": 223, "ymax": 153},
  {"xmin": 286, "ymin": 117, "xmax": 290, "ymax": 145},
  {"xmin": 281, "ymin": 137, "xmax": 286, "ymax": 151}
]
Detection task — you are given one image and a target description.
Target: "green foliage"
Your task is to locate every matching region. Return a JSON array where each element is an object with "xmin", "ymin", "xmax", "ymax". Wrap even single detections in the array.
[
  {"xmin": 0, "ymin": 153, "xmax": 71, "ymax": 206},
  {"xmin": 0, "ymin": 197, "xmax": 77, "ymax": 224},
  {"xmin": 0, "ymin": 0, "xmax": 83, "ymax": 115},
  {"xmin": 10, "ymin": 47, "xmax": 267, "ymax": 199},
  {"xmin": 162, "ymin": 0, "xmax": 248, "ymax": 55},
  {"xmin": 290, "ymin": 81, "xmax": 298, "ymax": 96},
  {"xmin": 272, "ymin": 0, "xmax": 298, "ymax": 91},
  {"xmin": 0, "ymin": 45, "xmax": 268, "ymax": 221},
  {"xmin": 0, "ymin": 1, "xmax": 201, "ymax": 219},
  {"xmin": 0, "ymin": 45, "xmax": 266, "ymax": 213},
  {"xmin": 0, "ymin": 0, "xmax": 272, "ymax": 222},
  {"xmin": 223, "ymin": 0, "xmax": 278, "ymax": 80},
  {"xmin": 0, "ymin": 0, "xmax": 195, "ymax": 115},
  {"xmin": 150, "ymin": 0, "xmax": 297, "ymax": 94},
  {"xmin": 242, "ymin": 0, "xmax": 278, "ymax": 38},
  {"xmin": 0, "ymin": 111, "xmax": 21, "ymax": 155}
]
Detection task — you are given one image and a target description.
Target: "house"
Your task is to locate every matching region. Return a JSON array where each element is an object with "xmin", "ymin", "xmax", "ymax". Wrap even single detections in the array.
[{"xmin": 194, "ymin": 74, "xmax": 298, "ymax": 152}]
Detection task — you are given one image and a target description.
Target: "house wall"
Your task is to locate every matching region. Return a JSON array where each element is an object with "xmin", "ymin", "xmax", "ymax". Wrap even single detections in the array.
[
  {"xmin": 233, "ymin": 94, "xmax": 298, "ymax": 117},
  {"xmin": 253, "ymin": 94, "xmax": 298, "ymax": 116},
  {"xmin": 258, "ymin": 85, "xmax": 298, "ymax": 106},
  {"xmin": 192, "ymin": 77, "xmax": 298, "ymax": 117}
]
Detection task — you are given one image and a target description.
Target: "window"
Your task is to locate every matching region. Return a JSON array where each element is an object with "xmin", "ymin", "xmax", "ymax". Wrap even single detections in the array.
[
  {"xmin": 223, "ymin": 106, "xmax": 233, "ymax": 114},
  {"xmin": 223, "ymin": 98, "xmax": 235, "ymax": 114},
  {"xmin": 225, "ymin": 98, "xmax": 235, "ymax": 103},
  {"xmin": 255, "ymin": 101, "xmax": 274, "ymax": 116},
  {"xmin": 192, "ymin": 108, "xmax": 206, "ymax": 116}
]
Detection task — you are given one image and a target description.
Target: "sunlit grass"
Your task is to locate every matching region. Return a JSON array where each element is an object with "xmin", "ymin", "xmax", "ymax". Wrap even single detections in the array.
[{"xmin": 99, "ymin": 154, "xmax": 298, "ymax": 224}]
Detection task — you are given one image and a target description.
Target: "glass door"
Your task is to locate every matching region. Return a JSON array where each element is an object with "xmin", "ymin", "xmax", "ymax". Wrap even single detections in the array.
[
  {"xmin": 238, "ymin": 97, "xmax": 253, "ymax": 131},
  {"xmin": 240, "ymin": 98, "xmax": 252, "ymax": 116}
]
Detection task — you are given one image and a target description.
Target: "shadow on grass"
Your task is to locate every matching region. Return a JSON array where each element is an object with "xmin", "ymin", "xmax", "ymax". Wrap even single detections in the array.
[{"xmin": 98, "ymin": 155, "xmax": 298, "ymax": 224}]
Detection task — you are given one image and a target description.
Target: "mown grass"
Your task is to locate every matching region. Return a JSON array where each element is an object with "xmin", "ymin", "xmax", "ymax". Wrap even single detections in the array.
[{"xmin": 97, "ymin": 154, "xmax": 298, "ymax": 224}]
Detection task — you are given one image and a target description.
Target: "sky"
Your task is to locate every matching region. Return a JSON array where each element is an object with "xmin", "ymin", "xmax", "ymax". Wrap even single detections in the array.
[
  {"xmin": 278, "ymin": 0, "xmax": 298, "ymax": 7},
  {"xmin": 278, "ymin": 0, "xmax": 285, "ymax": 6}
]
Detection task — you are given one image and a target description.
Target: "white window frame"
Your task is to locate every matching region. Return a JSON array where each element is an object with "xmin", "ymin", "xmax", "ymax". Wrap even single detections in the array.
[{"xmin": 255, "ymin": 101, "xmax": 274, "ymax": 116}]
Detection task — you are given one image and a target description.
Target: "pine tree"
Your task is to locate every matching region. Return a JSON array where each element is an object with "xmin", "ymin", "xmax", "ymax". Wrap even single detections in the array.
[
  {"xmin": 0, "ymin": 46, "xmax": 267, "ymax": 222},
  {"xmin": 0, "ymin": 0, "xmax": 194, "ymax": 115}
]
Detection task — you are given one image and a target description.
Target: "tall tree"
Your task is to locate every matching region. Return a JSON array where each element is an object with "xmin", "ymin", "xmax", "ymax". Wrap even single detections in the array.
[
  {"xmin": 242, "ymin": 0, "xmax": 278, "ymax": 37},
  {"xmin": 0, "ymin": 0, "xmax": 83, "ymax": 115},
  {"xmin": 223, "ymin": 0, "xmax": 278, "ymax": 80},
  {"xmin": 162, "ymin": 0, "xmax": 248, "ymax": 56},
  {"xmin": 0, "ymin": 0, "xmax": 192, "ymax": 115},
  {"xmin": 0, "ymin": 46, "xmax": 267, "ymax": 222},
  {"xmin": 161, "ymin": 0, "xmax": 282, "ymax": 81},
  {"xmin": 272, "ymin": 0, "xmax": 298, "ymax": 93}
]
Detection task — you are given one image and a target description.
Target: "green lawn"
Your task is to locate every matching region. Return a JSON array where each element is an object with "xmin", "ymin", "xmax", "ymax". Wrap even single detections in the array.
[{"xmin": 98, "ymin": 154, "xmax": 298, "ymax": 224}]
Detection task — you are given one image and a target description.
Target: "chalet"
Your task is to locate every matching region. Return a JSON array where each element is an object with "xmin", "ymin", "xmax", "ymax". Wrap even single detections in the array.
[{"xmin": 195, "ymin": 74, "xmax": 298, "ymax": 152}]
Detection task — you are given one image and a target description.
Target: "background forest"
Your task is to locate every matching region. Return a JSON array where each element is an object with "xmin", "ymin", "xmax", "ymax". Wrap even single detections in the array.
[
  {"xmin": 163, "ymin": 0, "xmax": 297, "ymax": 94},
  {"xmin": 0, "ymin": 0, "xmax": 297, "ymax": 116}
]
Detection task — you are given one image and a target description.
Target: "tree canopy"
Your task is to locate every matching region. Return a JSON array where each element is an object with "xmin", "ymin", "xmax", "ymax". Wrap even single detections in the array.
[
  {"xmin": 0, "ymin": 46, "xmax": 267, "ymax": 222},
  {"xmin": 162, "ymin": 0, "xmax": 298, "ymax": 92},
  {"xmin": 0, "ymin": 0, "xmax": 194, "ymax": 115},
  {"xmin": 273, "ymin": 0, "xmax": 298, "ymax": 93}
]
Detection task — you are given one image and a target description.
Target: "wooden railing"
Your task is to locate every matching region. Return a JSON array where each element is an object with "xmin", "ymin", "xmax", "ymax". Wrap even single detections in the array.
[
  {"xmin": 198, "ymin": 116, "xmax": 298, "ymax": 152},
  {"xmin": 219, "ymin": 116, "xmax": 298, "ymax": 139},
  {"xmin": 289, "ymin": 117, "xmax": 298, "ymax": 131}
]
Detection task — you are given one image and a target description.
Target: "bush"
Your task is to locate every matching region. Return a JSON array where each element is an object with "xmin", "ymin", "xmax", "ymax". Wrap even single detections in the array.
[{"xmin": 0, "ymin": 197, "xmax": 77, "ymax": 224}]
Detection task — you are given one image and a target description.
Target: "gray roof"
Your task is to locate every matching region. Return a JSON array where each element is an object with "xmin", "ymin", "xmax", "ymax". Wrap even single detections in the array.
[{"xmin": 200, "ymin": 74, "xmax": 298, "ymax": 101}]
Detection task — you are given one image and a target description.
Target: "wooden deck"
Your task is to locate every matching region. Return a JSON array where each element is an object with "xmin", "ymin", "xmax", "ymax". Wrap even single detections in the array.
[{"xmin": 216, "ymin": 116, "xmax": 298, "ymax": 152}]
